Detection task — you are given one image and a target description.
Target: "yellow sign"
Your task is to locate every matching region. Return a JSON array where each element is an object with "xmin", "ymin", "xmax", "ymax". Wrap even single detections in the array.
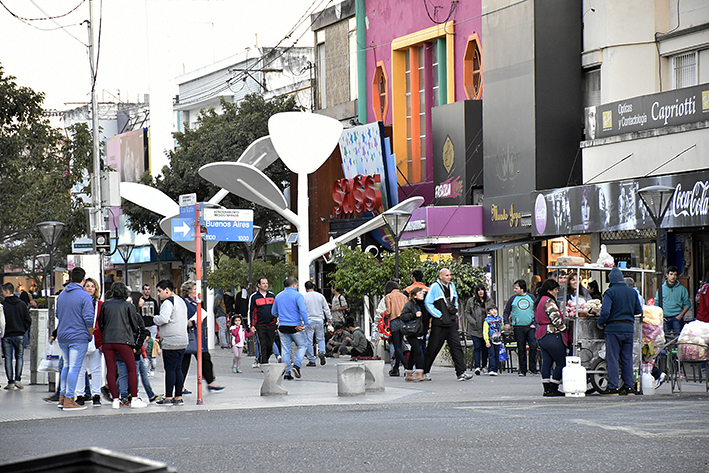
[
  {"xmin": 419, "ymin": 253, "xmax": 453, "ymax": 262},
  {"xmin": 703, "ymin": 90, "xmax": 709, "ymax": 111},
  {"xmin": 491, "ymin": 204, "xmax": 521, "ymax": 227},
  {"xmin": 602, "ymin": 110, "xmax": 613, "ymax": 130},
  {"xmin": 443, "ymin": 136, "xmax": 454, "ymax": 173}
]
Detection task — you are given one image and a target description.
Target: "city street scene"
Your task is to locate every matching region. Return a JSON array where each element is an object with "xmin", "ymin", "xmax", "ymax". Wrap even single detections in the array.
[{"xmin": 1, "ymin": 0, "xmax": 708, "ymax": 471}]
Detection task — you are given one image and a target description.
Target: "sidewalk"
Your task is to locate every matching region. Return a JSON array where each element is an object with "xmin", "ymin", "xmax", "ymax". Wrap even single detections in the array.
[{"xmin": 1, "ymin": 348, "xmax": 705, "ymax": 423}]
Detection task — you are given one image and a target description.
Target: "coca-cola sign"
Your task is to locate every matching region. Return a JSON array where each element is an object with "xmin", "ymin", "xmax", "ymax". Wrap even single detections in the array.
[{"xmin": 671, "ymin": 180, "xmax": 709, "ymax": 219}]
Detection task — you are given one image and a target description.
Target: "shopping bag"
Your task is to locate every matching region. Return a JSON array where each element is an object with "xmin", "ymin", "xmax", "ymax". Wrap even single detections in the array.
[
  {"xmin": 499, "ymin": 344, "xmax": 510, "ymax": 363},
  {"xmin": 38, "ymin": 342, "xmax": 62, "ymax": 372}
]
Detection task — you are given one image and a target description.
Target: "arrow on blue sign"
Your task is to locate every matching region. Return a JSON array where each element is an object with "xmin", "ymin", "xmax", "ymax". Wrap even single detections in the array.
[{"xmin": 171, "ymin": 218, "xmax": 195, "ymax": 241}]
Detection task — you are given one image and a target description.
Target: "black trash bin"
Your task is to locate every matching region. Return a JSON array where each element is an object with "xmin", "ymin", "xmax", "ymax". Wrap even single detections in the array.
[{"xmin": 0, "ymin": 447, "xmax": 176, "ymax": 472}]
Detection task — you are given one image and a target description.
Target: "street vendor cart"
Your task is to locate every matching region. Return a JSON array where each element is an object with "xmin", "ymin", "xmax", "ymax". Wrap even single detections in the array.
[{"xmin": 548, "ymin": 265, "xmax": 654, "ymax": 394}]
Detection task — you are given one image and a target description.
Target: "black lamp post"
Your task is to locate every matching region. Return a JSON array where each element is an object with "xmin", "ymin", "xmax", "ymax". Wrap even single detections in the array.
[
  {"xmin": 382, "ymin": 210, "xmax": 412, "ymax": 283},
  {"xmin": 637, "ymin": 185, "xmax": 675, "ymax": 309},
  {"xmin": 246, "ymin": 225, "xmax": 262, "ymax": 294},
  {"xmin": 36, "ymin": 254, "xmax": 50, "ymax": 299},
  {"xmin": 36, "ymin": 221, "xmax": 65, "ymax": 296},
  {"xmin": 149, "ymin": 235, "xmax": 170, "ymax": 283},
  {"xmin": 116, "ymin": 243, "xmax": 135, "ymax": 289}
]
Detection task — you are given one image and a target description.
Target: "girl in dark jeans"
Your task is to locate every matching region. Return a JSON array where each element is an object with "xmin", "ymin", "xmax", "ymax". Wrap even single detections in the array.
[
  {"xmin": 400, "ymin": 287, "xmax": 426, "ymax": 382},
  {"xmin": 534, "ymin": 279, "xmax": 567, "ymax": 397}
]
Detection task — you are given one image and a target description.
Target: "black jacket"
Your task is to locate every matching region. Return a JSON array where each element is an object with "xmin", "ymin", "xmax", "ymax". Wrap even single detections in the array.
[
  {"xmin": 98, "ymin": 298, "xmax": 148, "ymax": 348},
  {"xmin": 1, "ymin": 295, "xmax": 31, "ymax": 337}
]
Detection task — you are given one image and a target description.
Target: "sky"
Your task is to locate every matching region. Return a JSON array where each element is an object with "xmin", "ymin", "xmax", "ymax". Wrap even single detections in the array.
[{"xmin": 0, "ymin": 0, "xmax": 322, "ymax": 111}]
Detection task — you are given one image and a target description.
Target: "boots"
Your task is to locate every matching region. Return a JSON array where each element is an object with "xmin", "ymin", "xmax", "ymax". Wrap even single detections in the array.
[
  {"xmin": 414, "ymin": 369, "xmax": 424, "ymax": 382},
  {"xmin": 547, "ymin": 382, "xmax": 565, "ymax": 397},
  {"xmin": 542, "ymin": 382, "xmax": 551, "ymax": 397},
  {"xmin": 57, "ymin": 395, "xmax": 65, "ymax": 409},
  {"xmin": 404, "ymin": 370, "xmax": 415, "ymax": 382},
  {"xmin": 62, "ymin": 397, "xmax": 88, "ymax": 411}
]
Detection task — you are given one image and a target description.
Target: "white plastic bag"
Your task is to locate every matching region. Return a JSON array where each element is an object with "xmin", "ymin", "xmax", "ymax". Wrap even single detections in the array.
[{"xmin": 38, "ymin": 342, "xmax": 62, "ymax": 372}]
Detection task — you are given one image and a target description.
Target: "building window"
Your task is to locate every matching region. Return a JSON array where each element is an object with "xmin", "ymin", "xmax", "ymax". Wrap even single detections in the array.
[
  {"xmin": 317, "ymin": 42, "xmax": 327, "ymax": 109},
  {"xmin": 463, "ymin": 33, "xmax": 482, "ymax": 100},
  {"xmin": 582, "ymin": 68, "xmax": 601, "ymax": 108},
  {"xmin": 348, "ymin": 17, "xmax": 358, "ymax": 102},
  {"xmin": 391, "ymin": 22, "xmax": 454, "ymax": 185},
  {"xmin": 371, "ymin": 62, "xmax": 389, "ymax": 122},
  {"xmin": 672, "ymin": 51, "xmax": 697, "ymax": 89}
]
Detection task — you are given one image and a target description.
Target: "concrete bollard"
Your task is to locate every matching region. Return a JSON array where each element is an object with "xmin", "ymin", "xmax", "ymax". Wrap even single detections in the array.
[
  {"xmin": 337, "ymin": 362, "xmax": 366, "ymax": 397},
  {"xmin": 260, "ymin": 363, "xmax": 288, "ymax": 396},
  {"xmin": 361, "ymin": 359, "xmax": 386, "ymax": 392}
]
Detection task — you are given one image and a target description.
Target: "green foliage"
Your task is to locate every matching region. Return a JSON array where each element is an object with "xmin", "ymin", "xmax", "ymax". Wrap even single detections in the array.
[
  {"xmin": 206, "ymin": 256, "xmax": 295, "ymax": 294},
  {"xmin": 121, "ymin": 94, "xmax": 301, "ymax": 264},
  {"xmin": 0, "ymin": 66, "xmax": 94, "ymax": 284},
  {"xmin": 419, "ymin": 258, "xmax": 487, "ymax": 300}
]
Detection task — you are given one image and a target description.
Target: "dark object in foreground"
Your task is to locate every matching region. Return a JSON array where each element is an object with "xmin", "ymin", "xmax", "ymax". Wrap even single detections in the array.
[{"xmin": 0, "ymin": 447, "xmax": 176, "ymax": 473}]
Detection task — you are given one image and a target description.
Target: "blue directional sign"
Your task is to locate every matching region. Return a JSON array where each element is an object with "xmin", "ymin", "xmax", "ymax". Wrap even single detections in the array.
[
  {"xmin": 202, "ymin": 209, "xmax": 254, "ymax": 242},
  {"xmin": 171, "ymin": 218, "xmax": 195, "ymax": 241},
  {"xmin": 180, "ymin": 205, "xmax": 195, "ymax": 219}
]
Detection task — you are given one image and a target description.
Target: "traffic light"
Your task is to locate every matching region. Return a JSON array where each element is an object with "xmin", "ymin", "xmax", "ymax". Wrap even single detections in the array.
[{"xmin": 93, "ymin": 230, "xmax": 111, "ymax": 252}]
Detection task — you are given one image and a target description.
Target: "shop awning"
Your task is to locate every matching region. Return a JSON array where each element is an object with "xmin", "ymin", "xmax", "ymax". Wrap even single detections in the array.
[{"xmin": 460, "ymin": 238, "xmax": 537, "ymax": 254}]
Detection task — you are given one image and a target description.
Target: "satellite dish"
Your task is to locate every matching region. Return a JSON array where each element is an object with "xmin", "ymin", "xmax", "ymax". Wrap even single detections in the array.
[
  {"xmin": 268, "ymin": 112, "xmax": 343, "ymax": 175},
  {"xmin": 120, "ymin": 182, "xmax": 179, "ymax": 218},
  {"xmin": 199, "ymin": 162, "xmax": 289, "ymax": 213},
  {"xmin": 236, "ymin": 135, "xmax": 280, "ymax": 171}
]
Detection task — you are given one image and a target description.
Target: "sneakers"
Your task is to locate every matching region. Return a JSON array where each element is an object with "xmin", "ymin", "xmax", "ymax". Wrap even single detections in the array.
[
  {"xmin": 292, "ymin": 365, "xmax": 301, "ymax": 378},
  {"xmin": 654, "ymin": 372, "xmax": 668, "ymax": 390},
  {"xmin": 619, "ymin": 386, "xmax": 636, "ymax": 396},
  {"xmin": 63, "ymin": 397, "xmax": 87, "ymax": 411},
  {"xmin": 252, "ymin": 362, "xmax": 260, "ymax": 369},
  {"xmin": 149, "ymin": 395, "xmax": 163, "ymax": 403},
  {"xmin": 156, "ymin": 397, "xmax": 173, "ymax": 406},
  {"xmin": 389, "ymin": 369, "xmax": 400, "ymax": 377},
  {"xmin": 14, "ymin": 381, "xmax": 23, "ymax": 389},
  {"xmin": 284, "ymin": 373, "xmax": 294, "ymax": 380},
  {"xmin": 130, "ymin": 397, "xmax": 148, "ymax": 408},
  {"xmin": 45, "ymin": 393, "xmax": 60, "ymax": 403},
  {"xmin": 518, "ymin": 372, "xmax": 526, "ymax": 377},
  {"xmin": 319, "ymin": 353, "xmax": 327, "ymax": 366},
  {"xmin": 489, "ymin": 371, "xmax": 499, "ymax": 376},
  {"xmin": 4, "ymin": 383, "xmax": 15, "ymax": 390},
  {"xmin": 75, "ymin": 396, "xmax": 86, "ymax": 406},
  {"xmin": 92, "ymin": 395, "xmax": 102, "ymax": 406},
  {"xmin": 232, "ymin": 366, "xmax": 237, "ymax": 373},
  {"xmin": 207, "ymin": 384, "xmax": 224, "ymax": 392},
  {"xmin": 120, "ymin": 397, "xmax": 131, "ymax": 407},
  {"xmin": 306, "ymin": 361, "xmax": 317, "ymax": 367},
  {"xmin": 277, "ymin": 356, "xmax": 282, "ymax": 363},
  {"xmin": 101, "ymin": 385, "xmax": 112, "ymax": 403},
  {"xmin": 147, "ymin": 371, "xmax": 155, "ymax": 377},
  {"xmin": 457, "ymin": 372, "xmax": 474, "ymax": 381},
  {"xmin": 57, "ymin": 395, "xmax": 66, "ymax": 409},
  {"xmin": 474, "ymin": 367, "xmax": 481, "ymax": 375},
  {"xmin": 182, "ymin": 389, "xmax": 192, "ymax": 395},
  {"xmin": 421, "ymin": 373, "xmax": 432, "ymax": 381},
  {"xmin": 172, "ymin": 398, "xmax": 184, "ymax": 406},
  {"xmin": 601, "ymin": 388, "xmax": 619, "ymax": 396},
  {"xmin": 235, "ymin": 367, "xmax": 242, "ymax": 373}
]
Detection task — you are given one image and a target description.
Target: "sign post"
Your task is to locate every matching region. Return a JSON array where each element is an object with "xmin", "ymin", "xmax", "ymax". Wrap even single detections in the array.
[{"xmin": 195, "ymin": 201, "xmax": 204, "ymax": 405}]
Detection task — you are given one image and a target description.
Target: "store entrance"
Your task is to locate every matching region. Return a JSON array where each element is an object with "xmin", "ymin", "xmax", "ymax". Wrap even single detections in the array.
[{"xmin": 695, "ymin": 233, "xmax": 709, "ymax": 286}]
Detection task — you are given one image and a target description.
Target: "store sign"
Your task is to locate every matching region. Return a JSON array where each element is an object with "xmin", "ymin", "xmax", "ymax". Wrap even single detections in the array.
[
  {"xmin": 483, "ymin": 194, "xmax": 532, "ymax": 235},
  {"xmin": 332, "ymin": 174, "xmax": 383, "ymax": 218},
  {"xmin": 587, "ymin": 82, "xmax": 709, "ymax": 140},
  {"xmin": 434, "ymin": 175, "xmax": 463, "ymax": 199},
  {"xmin": 532, "ymin": 170, "xmax": 709, "ymax": 236}
]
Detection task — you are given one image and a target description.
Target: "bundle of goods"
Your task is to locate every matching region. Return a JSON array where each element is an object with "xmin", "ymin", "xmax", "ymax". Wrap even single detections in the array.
[
  {"xmin": 566, "ymin": 300, "xmax": 587, "ymax": 317},
  {"xmin": 677, "ymin": 320, "xmax": 709, "ymax": 361},
  {"xmin": 585, "ymin": 299, "xmax": 602, "ymax": 314},
  {"xmin": 555, "ymin": 256, "xmax": 585, "ymax": 267}
]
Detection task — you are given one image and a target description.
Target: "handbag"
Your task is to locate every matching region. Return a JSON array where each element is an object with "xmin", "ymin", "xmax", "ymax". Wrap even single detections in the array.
[
  {"xmin": 401, "ymin": 318, "xmax": 422, "ymax": 337},
  {"xmin": 38, "ymin": 343, "xmax": 62, "ymax": 372},
  {"xmin": 499, "ymin": 344, "xmax": 510, "ymax": 362},
  {"xmin": 185, "ymin": 326, "xmax": 198, "ymax": 354},
  {"xmin": 377, "ymin": 314, "xmax": 391, "ymax": 339}
]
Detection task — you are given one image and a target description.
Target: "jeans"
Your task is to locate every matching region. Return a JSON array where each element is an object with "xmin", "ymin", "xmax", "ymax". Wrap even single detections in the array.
[
  {"xmin": 280, "ymin": 330, "xmax": 306, "ymax": 375},
  {"xmin": 118, "ymin": 358, "xmax": 155, "ymax": 399},
  {"xmin": 513, "ymin": 325, "xmax": 538, "ymax": 374},
  {"xmin": 389, "ymin": 318, "xmax": 407, "ymax": 371},
  {"xmin": 58, "ymin": 341, "xmax": 89, "ymax": 398},
  {"xmin": 76, "ymin": 349, "xmax": 103, "ymax": 397},
  {"xmin": 605, "ymin": 332, "xmax": 634, "ymax": 390},
  {"xmin": 217, "ymin": 316, "xmax": 228, "ymax": 347},
  {"xmin": 305, "ymin": 318, "xmax": 326, "ymax": 362},
  {"xmin": 2, "ymin": 336, "xmax": 24, "ymax": 383},
  {"xmin": 663, "ymin": 316, "xmax": 682, "ymax": 337},
  {"xmin": 487, "ymin": 343, "xmax": 501, "ymax": 373},
  {"xmin": 538, "ymin": 333, "xmax": 566, "ymax": 382},
  {"xmin": 162, "ymin": 349, "xmax": 185, "ymax": 398},
  {"xmin": 471, "ymin": 336, "xmax": 487, "ymax": 369}
]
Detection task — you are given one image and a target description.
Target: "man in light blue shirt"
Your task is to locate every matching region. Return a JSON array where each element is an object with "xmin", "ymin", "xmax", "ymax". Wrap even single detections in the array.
[
  {"xmin": 272, "ymin": 277, "xmax": 309, "ymax": 380},
  {"xmin": 303, "ymin": 281, "xmax": 331, "ymax": 366}
]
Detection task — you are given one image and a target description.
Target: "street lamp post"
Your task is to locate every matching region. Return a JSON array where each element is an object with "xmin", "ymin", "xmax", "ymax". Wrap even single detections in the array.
[
  {"xmin": 382, "ymin": 210, "xmax": 412, "ymax": 283},
  {"xmin": 246, "ymin": 226, "xmax": 262, "ymax": 294},
  {"xmin": 116, "ymin": 243, "xmax": 135, "ymax": 289},
  {"xmin": 637, "ymin": 185, "xmax": 675, "ymax": 310},
  {"xmin": 149, "ymin": 235, "xmax": 170, "ymax": 283},
  {"xmin": 36, "ymin": 221, "xmax": 65, "ymax": 296},
  {"xmin": 36, "ymin": 254, "xmax": 50, "ymax": 300}
]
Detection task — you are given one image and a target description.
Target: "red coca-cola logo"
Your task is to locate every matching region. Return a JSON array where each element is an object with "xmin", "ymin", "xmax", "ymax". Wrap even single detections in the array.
[{"xmin": 332, "ymin": 174, "xmax": 383, "ymax": 218}]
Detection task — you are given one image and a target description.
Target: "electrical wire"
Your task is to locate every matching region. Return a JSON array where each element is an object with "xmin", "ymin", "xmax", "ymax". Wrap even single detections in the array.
[
  {"xmin": 423, "ymin": 0, "xmax": 458, "ymax": 25},
  {"xmin": 0, "ymin": 0, "xmax": 85, "ymax": 21}
]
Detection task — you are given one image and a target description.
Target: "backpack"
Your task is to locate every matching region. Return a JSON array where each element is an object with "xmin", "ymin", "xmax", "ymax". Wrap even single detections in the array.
[{"xmin": 377, "ymin": 315, "xmax": 391, "ymax": 339}]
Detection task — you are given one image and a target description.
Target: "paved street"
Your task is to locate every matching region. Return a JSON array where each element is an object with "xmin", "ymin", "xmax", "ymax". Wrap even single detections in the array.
[{"xmin": 1, "ymin": 348, "xmax": 707, "ymax": 472}]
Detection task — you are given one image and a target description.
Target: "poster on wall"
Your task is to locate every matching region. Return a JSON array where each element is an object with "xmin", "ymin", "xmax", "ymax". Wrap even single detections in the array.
[{"xmin": 338, "ymin": 122, "xmax": 390, "ymax": 210}]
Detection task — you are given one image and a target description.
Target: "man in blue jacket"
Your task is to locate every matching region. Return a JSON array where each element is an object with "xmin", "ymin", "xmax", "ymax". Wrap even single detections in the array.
[
  {"xmin": 654, "ymin": 265, "xmax": 691, "ymax": 335},
  {"xmin": 272, "ymin": 276, "xmax": 309, "ymax": 380},
  {"xmin": 56, "ymin": 267, "xmax": 95, "ymax": 410},
  {"xmin": 598, "ymin": 267, "xmax": 642, "ymax": 396}
]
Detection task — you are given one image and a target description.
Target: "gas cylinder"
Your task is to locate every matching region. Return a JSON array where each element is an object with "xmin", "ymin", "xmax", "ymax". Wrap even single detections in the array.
[{"xmin": 561, "ymin": 356, "xmax": 587, "ymax": 397}]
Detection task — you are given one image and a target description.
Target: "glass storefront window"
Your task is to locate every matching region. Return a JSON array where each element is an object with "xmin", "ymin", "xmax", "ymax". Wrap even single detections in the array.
[{"xmin": 497, "ymin": 244, "xmax": 533, "ymax": 306}]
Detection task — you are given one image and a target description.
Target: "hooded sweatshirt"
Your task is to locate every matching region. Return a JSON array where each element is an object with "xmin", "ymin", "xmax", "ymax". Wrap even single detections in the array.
[
  {"xmin": 1, "ymin": 295, "xmax": 31, "ymax": 337},
  {"xmin": 56, "ymin": 283, "xmax": 95, "ymax": 343},
  {"xmin": 598, "ymin": 267, "xmax": 642, "ymax": 333}
]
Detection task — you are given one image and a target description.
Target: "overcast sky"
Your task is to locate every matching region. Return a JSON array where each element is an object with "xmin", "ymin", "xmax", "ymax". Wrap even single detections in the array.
[{"xmin": 1, "ymin": 0, "xmax": 321, "ymax": 110}]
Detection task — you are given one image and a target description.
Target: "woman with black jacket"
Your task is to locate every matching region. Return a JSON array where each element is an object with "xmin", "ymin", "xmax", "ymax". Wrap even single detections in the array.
[
  {"xmin": 98, "ymin": 282, "xmax": 149, "ymax": 408},
  {"xmin": 464, "ymin": 283, "xmax": 493, "ymax": 375},
  {"xmin": 400, "ymin": 287, "xmax": 426, "ymax": 382}
]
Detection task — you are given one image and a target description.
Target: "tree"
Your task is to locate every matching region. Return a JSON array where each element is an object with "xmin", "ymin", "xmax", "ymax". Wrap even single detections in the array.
[
  {"xmin": 206, "ymin": 256, "xmax": 295, "ymax": 294},
  {"xmin": 0, "ymin": 65, "xmax": 94, "ymax": 286},
  {"xmin": 121, "ymin": 93, "xmax": 301, "ymax": 266}
]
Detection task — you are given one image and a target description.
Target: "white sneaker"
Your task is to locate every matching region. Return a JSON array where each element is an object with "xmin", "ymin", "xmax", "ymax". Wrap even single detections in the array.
[
  {"xmin": 489, "ymin": 371, "xmax": 499, "ymax": 376},
  {"xmin": 112, "ymin": 399, "xmax": 120, "ymax": 409},
  {"xmin": 654, "ymin": 372, "xmax": 668, "ymax": 389},
  {"xmin": 130, "ymin": 397, "xmax": 148, "ymax": 408},
  {"xmin": 252, "ymin": 362, "xmax": 260, "ymax": 369}
]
